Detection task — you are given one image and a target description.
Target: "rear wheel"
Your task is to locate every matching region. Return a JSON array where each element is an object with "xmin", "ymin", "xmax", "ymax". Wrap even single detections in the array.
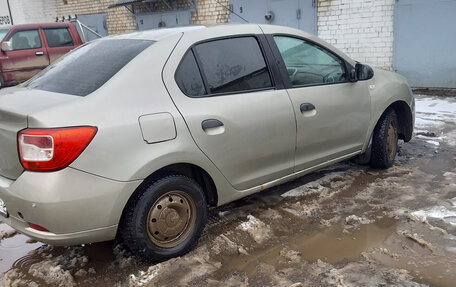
[
  {"xmin": 370, "ymin": 109, "xmax": 399, "ymax": 168},
  {"xmin": 120, "ymin": 175, "xmax": 207, "ymax": 262}
]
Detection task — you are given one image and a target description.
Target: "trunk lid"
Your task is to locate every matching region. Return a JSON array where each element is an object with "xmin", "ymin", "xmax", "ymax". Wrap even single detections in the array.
[{"xmin": 0, "ymin": 87, "xmax": 77, "ymax": 179}]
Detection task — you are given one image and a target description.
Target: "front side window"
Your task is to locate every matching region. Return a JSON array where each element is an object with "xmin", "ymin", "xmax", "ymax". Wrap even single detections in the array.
[
  {"xmin": 0, "ymin": 29, "xmax": 9, "ymax": 42},
  {"xmin": 27, "ymin": 39, "xmax": 153, "ymax": 96},
  {"xmin": 9, "ymin": 30, "xmax": 41, "ymax": 50},
  {"xmin": 44, "ymin": 28, "xmax": 74, "ymax": 47},
  {"xmin": 193, "ymin": 37, "xmax": 272, "ymax": 95},
  {"xmin": 274, "ymin": 36, "xmax": 347, "ymax": 87}
]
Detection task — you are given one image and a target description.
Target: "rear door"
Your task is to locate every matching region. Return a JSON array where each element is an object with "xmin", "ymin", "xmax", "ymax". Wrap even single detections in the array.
[
  {"xmin": 42, "ymin": 25, "xmax": 79, "ymax": 64},
  {"xmin": 1, "ymin": 28, "xmax": 50, "ymax": 83},
  {"xmin": 163, "ymin": 29, "xmax": 296, "ymax": 190},
  {"xmin": 269, "ymin": 34, "xmax": 371, "ymax": 171}
]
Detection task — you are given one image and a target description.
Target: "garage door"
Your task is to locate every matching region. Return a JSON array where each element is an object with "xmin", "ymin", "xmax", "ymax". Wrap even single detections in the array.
[
  {"xmin": 136, "ymin": 10, "xmax": 193, "ymax": 30},
  {"xmin": 230, "ymin": 0, "xmax": 317, "ymax": 34},
  {"xmin": 393, "ymin": 0, "xmax": 456, "ymax": 88},
  {"xmin": 76, "ymin": 13, "xmax": 108, "ymax": 42}
]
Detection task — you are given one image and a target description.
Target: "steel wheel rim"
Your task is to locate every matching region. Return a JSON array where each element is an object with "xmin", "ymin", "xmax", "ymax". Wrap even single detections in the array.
[
  {"xmin": 146, "ymin": 190, "xmax": 196, "ymax": 248},
  {"xmin": 387, "ymin": 121, "xmax": 398, "ymax": 160}
]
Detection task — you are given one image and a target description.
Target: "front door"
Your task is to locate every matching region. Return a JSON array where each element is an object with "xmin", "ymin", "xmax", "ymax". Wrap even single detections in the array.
[
  {"xmin": 164, "ymin": 32, "xmax": 296, "ymax": 190},
  {"xmin": 271, "ymin": 35, "xmax": 371, "ymax": 171},
  {"xmin": 1, "ymin": 29, "xmax": 50, "ymax": 83}
]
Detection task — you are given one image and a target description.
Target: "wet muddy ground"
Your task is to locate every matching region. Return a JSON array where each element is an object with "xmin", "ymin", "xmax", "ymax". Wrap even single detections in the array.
[{"xmin": 1, "ymin": 93, "xmax": 456, "ymax": 287}]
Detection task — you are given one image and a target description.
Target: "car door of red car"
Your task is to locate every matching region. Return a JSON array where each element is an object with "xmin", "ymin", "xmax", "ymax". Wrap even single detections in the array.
[
  {"xmin": 1, "ymin": 28, "xmax": 50, "ymax": 84},
  {"xmin": 42, "ymin": 26, "xmax": 79, "ymax": 64}
]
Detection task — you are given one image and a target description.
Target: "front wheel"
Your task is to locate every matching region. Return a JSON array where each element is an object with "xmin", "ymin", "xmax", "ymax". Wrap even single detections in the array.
[
  {"xmin": 370, "ymin": 109, "xmax": 399, "ymax": 168},
  {"xmin": 120, "ymin": 175, "xmax": 207, "ymax": 262}
]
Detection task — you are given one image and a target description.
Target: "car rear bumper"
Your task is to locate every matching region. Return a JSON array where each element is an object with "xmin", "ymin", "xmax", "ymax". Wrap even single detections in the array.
[
  {"xmin": 0, "ymin": 168, "xmax": 141, "ymax": 245},
  {"xmin": 0, "ymin": 214, "xmax": 118, "ymax": 245}
]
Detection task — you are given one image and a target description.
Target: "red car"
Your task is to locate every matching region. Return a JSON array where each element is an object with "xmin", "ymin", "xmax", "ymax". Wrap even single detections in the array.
[{"xmin": 0, "ymin": 22, "xmax": 83, "ymax": 87}]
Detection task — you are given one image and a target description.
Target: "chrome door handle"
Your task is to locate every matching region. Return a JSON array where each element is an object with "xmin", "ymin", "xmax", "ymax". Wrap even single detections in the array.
[
  {"xmin": 35, "ymin": 51, "xmax": 44, "ymax": 56},
  {"xmin": 300, "ymin": 103, "xmax": 315, "ymax": 113}
]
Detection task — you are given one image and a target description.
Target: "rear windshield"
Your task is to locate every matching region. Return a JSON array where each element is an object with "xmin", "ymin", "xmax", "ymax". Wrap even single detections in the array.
[{"xmin": 26, "ymin": 39, "xmax": 153, "ymax": 96}]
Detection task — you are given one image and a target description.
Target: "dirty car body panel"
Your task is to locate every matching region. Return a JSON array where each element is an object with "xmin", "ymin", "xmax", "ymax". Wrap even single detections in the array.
[{"xmin": 0, "ymin": 24, "xmax": 414, "ymax": 252}]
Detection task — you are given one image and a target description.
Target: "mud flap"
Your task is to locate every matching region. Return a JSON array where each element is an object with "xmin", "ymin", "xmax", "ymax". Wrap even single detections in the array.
[{"xmin": 354, "ymin": 137, "xmax": 372, "ymax": 165}]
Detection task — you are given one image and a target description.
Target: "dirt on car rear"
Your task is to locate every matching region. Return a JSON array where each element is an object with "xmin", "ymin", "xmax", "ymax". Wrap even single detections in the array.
[{"xmin": 1, "ymin": 93, "xmax": 456, "ymax": 287}]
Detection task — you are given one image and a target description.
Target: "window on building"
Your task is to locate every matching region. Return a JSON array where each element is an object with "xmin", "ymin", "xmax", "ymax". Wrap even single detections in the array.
[
  {"xmin": 194, "ymin": 37, "xmax": 273, "ymax": 95},
  {"xmin": 175, "ymin": 50, "xmax": 206, "ymax": 98},
  {"xmin": 9, "ymin": 30, "xmax": 41, "ymax": 50},
  {"xmin": 274, "ymin": 36, "xmax": 348, "ymax": 87},
  {"xmin": 44, "ymin": 28, "xmax": 74, "ymax": 47}
]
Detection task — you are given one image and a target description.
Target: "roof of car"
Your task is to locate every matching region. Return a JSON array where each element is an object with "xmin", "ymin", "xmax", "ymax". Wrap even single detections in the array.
[
  {"xmin": 105, "ymin": 24, "xmax": 268, "ymax": 41},
  {"xmin": 0, "ymin": 22, "xmax": 73, "ymax": 30},
  {"xmin": 106, "ymin": 25, "xmax": 206, "ymax": 41}
]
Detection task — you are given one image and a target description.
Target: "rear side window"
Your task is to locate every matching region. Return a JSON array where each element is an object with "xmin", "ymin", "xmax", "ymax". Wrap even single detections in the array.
[
  {"xmin": 9, "ymin": 30, "xmax": 41, "ymax": 50},
  {"xmin": 27, "ymin": 39, "xmax": 153, "ymax": 96},
  {"xmin": 44, "ymin": 28, "xmax": 74, "ymax": 47},
  {"xmin": 175, "ymin": 50, "xmax": 206, "ymax": 98},
  {"xmin": 193, "ymin": 37, "xmax": 272, "ymax": 95}
]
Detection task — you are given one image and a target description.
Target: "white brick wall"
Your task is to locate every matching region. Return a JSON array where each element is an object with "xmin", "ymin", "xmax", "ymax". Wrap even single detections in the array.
[
  {"xmin": 9, "ymin": 0, "xmax": 56, "ymax": 24},
  {"xmin": 318, "ymin": 0, "xmax": 394, "ymax": 70}
]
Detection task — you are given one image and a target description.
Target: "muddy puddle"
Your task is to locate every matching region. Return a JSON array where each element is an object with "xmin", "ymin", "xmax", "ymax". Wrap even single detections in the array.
[
  {"xmin": 374, "ymin": 234, "xmax": 456, "ymax": 287},
  {"xmin": 0, "ymin": 235, "xmax": 144, "ymax": 287},
  {"xmin": 0, "ymin": 223, "xmax": 42, "ymax": 274},
  {"xmin": 214, "ymin": 217, "xmax": 399, "ymax": 278}
]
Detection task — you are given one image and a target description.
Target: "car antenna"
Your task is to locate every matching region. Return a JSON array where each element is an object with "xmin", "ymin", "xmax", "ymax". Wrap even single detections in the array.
[{"xmin": 214, "ymin": 0, "xmax": 249, "ymax": 23}]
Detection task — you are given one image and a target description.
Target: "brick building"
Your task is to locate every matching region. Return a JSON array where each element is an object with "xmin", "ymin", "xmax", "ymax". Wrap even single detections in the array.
[
  {"xmin": 317, "ymin": 0, "xmax": 394, "ymax": 71},
  {"xmin": 0, "ymin": 0, "xmax": 454, "ymax": 88}
]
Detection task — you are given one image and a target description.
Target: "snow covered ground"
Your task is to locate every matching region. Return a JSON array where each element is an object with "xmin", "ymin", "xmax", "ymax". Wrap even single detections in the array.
[{"xmin": 415, "ymin": 96, "xmax": 456, "ymax": 147}]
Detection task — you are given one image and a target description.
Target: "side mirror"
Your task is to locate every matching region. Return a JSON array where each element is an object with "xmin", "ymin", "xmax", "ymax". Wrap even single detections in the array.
[
  {"xmin": 349, "ymin": 69, "xmax": 358, "ymax": 82},
  {"xmin": 1, "ymin": 41, "xmax": 12, "ymax": 52},
  {"xmin": 355, "ymin": 63, "xmax": 374, "ymax": 81}
]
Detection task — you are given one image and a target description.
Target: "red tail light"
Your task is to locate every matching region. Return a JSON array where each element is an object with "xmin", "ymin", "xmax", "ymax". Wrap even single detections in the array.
[{"xmin": 18, "ymin": 126, "xmax": 97, "ymax": 172}]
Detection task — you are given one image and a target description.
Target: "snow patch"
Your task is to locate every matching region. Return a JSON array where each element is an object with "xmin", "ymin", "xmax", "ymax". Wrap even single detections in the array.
[
  {"xmin": 425, "ymin": 140, "xmax": 440, "ymax": 146},
  {"xmin": 412, "ymin": 205, "xmax": 456, "ymax": 226},
  {"xmin": 281, "ymin": 172, "xmax": 346, "ymax": 197},
  {"xmin": 415, "ymin": 97, "xmax": 456, "ymax": 116},
  {"xmin": 237, "ymin": 215, "xmax": 271, "ymax": 244},
  {"xmin": 345, "ymin": 215, "xmax": 372, "ymax": 226},
  {"xmin": 414, "ymin": 96, "xmax": 456, "ymax": 147}
]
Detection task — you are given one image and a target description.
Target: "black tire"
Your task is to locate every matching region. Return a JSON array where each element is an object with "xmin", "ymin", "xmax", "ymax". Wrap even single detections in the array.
[
  {"xmin": 120, "ymin": 174, "xmax": 207, "ymax": 262},
  {"xmin": 370, "ymin": 109, "xmax": 399, "ymax": 169}
]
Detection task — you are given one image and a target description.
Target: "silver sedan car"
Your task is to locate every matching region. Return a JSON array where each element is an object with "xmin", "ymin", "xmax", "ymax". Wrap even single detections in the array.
[{"xmin": 0, "ymin": 24, "xmax": 414, "ymax": 261}]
